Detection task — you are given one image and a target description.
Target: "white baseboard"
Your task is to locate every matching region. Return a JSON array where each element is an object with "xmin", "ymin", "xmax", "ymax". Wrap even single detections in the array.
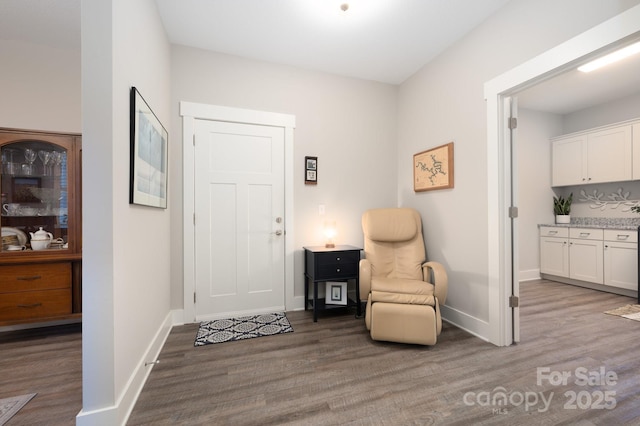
[
  {"xmin": 172, "ymin": 309, "xmax": 186, "ymax": 326},
  {"xmin": 291, "ymin": 294, "xmax": 305, "ymax": 311},
  {"xmin": 76, "ymin": 310, "xmax": 175, "ymax": 426},
  {"xmin": 440, "ymin": 304, "xmax": 490, "ymax": 342},
  {"xmin": 519, "ymin": 268, "xmax": 540, "ymax": 282}
]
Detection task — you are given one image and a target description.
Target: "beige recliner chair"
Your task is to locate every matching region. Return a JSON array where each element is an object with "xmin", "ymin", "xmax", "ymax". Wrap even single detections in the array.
[{"xmin": 360, "ymin": 208, "xmax": 448, "ymax": 345}]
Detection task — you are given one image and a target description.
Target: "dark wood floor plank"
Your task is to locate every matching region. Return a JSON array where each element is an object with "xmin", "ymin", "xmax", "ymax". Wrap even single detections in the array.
[
  {"xmin": 2, "ymin": 280, "xmax": 639, "ymax": 425},
  {"xmin": 0, "ymin": 323, "xmax": 82, "ymax": 426},
  {"xmin": 127, "ymin": 280, "xmax": 640, "ymax": 425}
]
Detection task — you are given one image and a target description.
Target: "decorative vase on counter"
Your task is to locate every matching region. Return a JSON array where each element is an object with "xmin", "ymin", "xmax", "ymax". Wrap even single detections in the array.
[{"xmin": 555, "ymin": 214, "xmax": 571, "ymax": 224}]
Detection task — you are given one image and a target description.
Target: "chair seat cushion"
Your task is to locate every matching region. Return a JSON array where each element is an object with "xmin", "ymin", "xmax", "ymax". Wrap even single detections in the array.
[{"xmin": 370, "ymin": 278, "xmax": 435, "ymax": 305}]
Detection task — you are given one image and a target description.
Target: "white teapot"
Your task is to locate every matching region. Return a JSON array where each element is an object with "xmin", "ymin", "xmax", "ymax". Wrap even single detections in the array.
[{"xmin": 30, "ymin": 227, "xmax": 53, "ymax": 250}]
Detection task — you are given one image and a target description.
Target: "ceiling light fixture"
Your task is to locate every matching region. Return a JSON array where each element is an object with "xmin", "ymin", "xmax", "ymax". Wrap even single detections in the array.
[
  {"xmin": 578, "ymin": 41, "xmax": 640, "ymax": 72},
  {"xmin": 340, "ymin": 3, "xmax": 349, "ymax": 12}
]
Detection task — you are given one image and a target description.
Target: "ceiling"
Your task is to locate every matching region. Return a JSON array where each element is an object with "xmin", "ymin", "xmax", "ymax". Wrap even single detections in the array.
[
  {"xmin": 516, "ymin": 40, "xmax": 640, "ymax": 115},
  {"xmin": 154, "ymin": 0, "xmax": 511, "ymax": 84},
  {"xmin": 0, "ymin": 0, "xmax": 638, "ymax": 114}
]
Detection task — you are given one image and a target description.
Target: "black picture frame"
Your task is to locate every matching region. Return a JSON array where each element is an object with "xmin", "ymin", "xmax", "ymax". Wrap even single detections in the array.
[
  {"xmin": 130, "ymin": 86, "xmax": 168, "ymax": 208},
  {"xmin": 325, "ymin": 281, "xmax": 347, "ymax": 305},
  {"xmin": 305, "ymin": 156, "xmax": 317, "ymax": 184}
]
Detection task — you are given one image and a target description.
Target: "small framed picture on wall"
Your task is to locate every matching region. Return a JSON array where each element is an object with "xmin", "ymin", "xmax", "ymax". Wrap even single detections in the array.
[{"xmin": 305, "ymin": 156, "xmax": 317, "ymax": 184}]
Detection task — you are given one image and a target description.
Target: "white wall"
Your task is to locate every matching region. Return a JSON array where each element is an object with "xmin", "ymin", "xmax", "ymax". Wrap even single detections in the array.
[
  {"xmin": 517, "ymin": 109, "xmax": 562, "ymax": 280},
  {"xmin": 169, "ymin": 46, "xmax": 398, "ymax": 307},
  {"xmin": 79, "ymin": 0, "xmax": 172, "ymax": 424},
  {"xmin": 396, "ymin": 0, "xmax": 640, "ymax": 335},
  {"xmin": 563, "ymin": 92, "xmax": 640, "ymax": 133},
  {"xmin": 0, "ymin": 39, "xmax": 80, "ymax": 132}
]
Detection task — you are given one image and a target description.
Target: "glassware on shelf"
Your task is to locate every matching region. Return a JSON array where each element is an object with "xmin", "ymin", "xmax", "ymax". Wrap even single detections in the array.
[
  {"xmin": 38, "ymin": 150, "xmax": 52, "ymax": 176},
  {"xmin": 23, "ymin": 148, "xmax": 37, "ymax": 175},
  {"xmin": 51, "ymin": 151, "xmax": 63, "ymax": 176},
  {"xmin": 2, "ymin": 148, "xmax": 20, "ymax": 175}
]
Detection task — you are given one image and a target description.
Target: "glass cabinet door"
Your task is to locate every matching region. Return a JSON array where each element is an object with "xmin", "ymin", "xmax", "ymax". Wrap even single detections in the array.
[{"xmin": 1, "ymin": 141, "xmax": 70, "ymax": 252}]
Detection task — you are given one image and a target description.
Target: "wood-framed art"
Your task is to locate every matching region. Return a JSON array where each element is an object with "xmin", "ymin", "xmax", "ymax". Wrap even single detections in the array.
[
  {"xmin": 130, "ymin": 86, "xmax": 168, "ymax": 208},
  {"xmin": 305, "ymin": 156, "xmax": 317, "ymax": 184},
  {"xmin": 325, "ymin": 281, "xmax": 347, "ymax": 305},
  {"xmin": 413, "ymin": 142, "xmax": 454, "ymax": 192}
]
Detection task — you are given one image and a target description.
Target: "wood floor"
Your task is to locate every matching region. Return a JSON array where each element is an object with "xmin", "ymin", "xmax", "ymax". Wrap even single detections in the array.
[
  {"xmin": 0, "ymin": 322, "xmax": 81, "ymax": 426},
  {"xmin": 2, "ymin": 280, "xmax": 639, "ymax": 425}
]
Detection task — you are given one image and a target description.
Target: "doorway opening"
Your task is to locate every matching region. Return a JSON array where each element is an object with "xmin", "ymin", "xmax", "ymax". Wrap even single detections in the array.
[{"xmin": 485, "ymin": 5, "xmax": 640, "ymax": 346}]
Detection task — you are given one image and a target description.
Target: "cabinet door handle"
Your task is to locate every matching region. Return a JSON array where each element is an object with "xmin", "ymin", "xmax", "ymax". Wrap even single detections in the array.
[
  {"xmin": 17, "ymin": 303, "xmax": 43, "ymax": 309},
  {"xmin": 16, "ymin": 275, "xmax": 42, "ymax": 281},
  {"xmin": 336, "ymin": 257, "xmax": 341, "ymax": 261},
  {"xmin": 617, "ymin": 235, "xmax": 629, "ymax": 240},
  {"xmin": 336, "ymin": 268, "xmax": 341, "ymax": 272},
  {"xmin": 579, "ymin": 233, "xmax": 590, "ymax": 237},
  {"xmin": 549, "ymin": 231, "xmax": 558, "ymax": 235}
]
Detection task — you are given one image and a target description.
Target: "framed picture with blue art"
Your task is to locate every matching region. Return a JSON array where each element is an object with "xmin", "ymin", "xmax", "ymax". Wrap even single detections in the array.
[{"xmin": 130, "ymin": 86, "xmax": 168, "ymax": 208}]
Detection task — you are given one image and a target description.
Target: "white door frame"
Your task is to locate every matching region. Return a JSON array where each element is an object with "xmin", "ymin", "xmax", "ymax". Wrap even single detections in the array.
[
  {"xmin": 180, "ymin": 102, "xmax": 296, "ymax": 323},
  {"xmin": 484, "ymin": 4, "xmax": 640, "ymax": 346}
]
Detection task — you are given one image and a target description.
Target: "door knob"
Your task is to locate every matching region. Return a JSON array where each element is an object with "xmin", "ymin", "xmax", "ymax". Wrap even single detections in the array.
[{"xmin": 274, "ymin": 230, "xmax": 283, "ymax": 236}]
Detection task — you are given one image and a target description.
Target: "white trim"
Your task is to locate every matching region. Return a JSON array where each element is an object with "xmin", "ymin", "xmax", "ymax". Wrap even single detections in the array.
[
  {"xmin": 180, "ymin": 102, "xmax": 296, "ymax": 324},
  {"xmin": 76, "ymin": 310, "xmax": 174, "ymax": 426},
  {"xmin": 180, "ymin": 102, "xmax": 295, "ymax": 128},
  {"xmin": 519, "ymin": 269, "xmax": 541, "ymax": 282},
  {"xmin": 440, "ymin": 305, "xmax": 490, "ymax": 342},
  {"xmin": 196, "ymin": 306, "xmax": 285, "ymax": 322},
  {"xmin": 484, "ymin": 4, "xmax": 640, "ymax": 346}
]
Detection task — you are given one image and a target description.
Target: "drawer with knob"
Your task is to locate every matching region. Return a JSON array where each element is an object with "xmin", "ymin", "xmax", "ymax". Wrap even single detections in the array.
[
  {"xmin": 0, "ymin": 262, "xmax": 71, "ymax": 293},
  {"xmin": 310, "ymin": 251, "xmax": 359, "ymax": 280},
  {"xmin": 0, "ymin": 289, "xmax": 71, "ymax": 321}
]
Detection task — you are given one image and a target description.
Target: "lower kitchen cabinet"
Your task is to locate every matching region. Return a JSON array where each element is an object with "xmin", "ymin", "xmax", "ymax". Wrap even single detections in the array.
[
  {"xmin": 540, "ymin": 227, "xmax": 569, "ymax": 277},
  {"xmin": 540, "ymin": 226, "xmax": 637, "ymax": 295},
  {"xmin": 568, "ymin": 228, "xmax": 603, "ymax": 284},
  {"xmin": 603, "ymin": 230, "xmax": 638, "ymax": 290}
]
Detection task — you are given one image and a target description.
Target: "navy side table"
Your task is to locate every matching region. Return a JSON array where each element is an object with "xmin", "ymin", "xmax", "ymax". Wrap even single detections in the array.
[{"xmin": 303, "ymin": 245, "xmax": 361, "ymax": 322}]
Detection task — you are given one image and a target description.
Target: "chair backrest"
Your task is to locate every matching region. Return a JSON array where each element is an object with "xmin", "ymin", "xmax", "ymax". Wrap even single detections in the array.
[{"xmin": 362, "ymin": 208, "xmax": 425, "ymax": 280}]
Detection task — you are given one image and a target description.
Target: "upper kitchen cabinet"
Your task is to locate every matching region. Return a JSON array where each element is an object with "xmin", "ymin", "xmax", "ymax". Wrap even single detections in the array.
[
  {"xmin": 633, "ymin": 123, "xmax": 640, "ymax": 180},
  {"xmin": 551, "ymin": 121, "xmax": 633, "ymax": 187},
  {"xmin": 0, "ymin": 128, "xmax": 82, "ymax": 327}
]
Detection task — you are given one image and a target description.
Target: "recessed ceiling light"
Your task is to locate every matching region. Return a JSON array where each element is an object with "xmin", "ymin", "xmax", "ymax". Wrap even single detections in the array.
[{"xmin": 578, "ymin": 41, "xmax": 640, "ymax": 72}]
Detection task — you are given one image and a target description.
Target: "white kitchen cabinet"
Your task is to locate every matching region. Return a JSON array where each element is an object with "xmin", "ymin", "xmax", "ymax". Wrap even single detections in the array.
[
  {"xmin": 551, "ymin": 135, "xmax": 585, "ymax": 187},
  {"xmin": 540, "ymin": 226, "xmax": 638, "ymax": 295},
  {"xmin": 633, "ymin": 123, "xmax": 640, "ymax": 180},
  {"xmin": 539, "ymin": 226, "xmax": 569, "ymax": 277},
  {"xmin": 603, "ymin": 229, "xmax": 638, "ymax": 290},
  {"xmin": 569, "ymin": 228, "xmax": 603, "ymax": 284},
  {"xmin": 551, "ymin": 123, "xmax": 633, "ymax": 187}
]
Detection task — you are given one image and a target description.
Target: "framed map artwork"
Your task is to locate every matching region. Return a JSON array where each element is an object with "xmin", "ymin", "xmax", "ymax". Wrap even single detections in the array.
[{"xmin": 413, "ymin": 142, "xmax": 454, "ymax": 192}]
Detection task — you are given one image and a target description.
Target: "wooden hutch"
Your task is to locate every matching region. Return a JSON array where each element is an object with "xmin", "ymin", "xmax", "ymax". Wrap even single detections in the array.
[{"xmin": 0, "ymin": 128, "xmax": 82, "ymax": 327}]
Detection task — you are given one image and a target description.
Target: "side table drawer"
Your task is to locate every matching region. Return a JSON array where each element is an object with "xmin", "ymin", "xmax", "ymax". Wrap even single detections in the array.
[
  {"xmin": 0, "ymin": 289, "xmax": 72, "ymax": 321},
  {"xmin": 315, "ymin": 251, "xmax": 360, "ymax": 266},
  {"xmin": 0, "ymin": 263, "xmax": 72, "ymax": 293},
  {"xmin": 317, "ymin": 262, "xmax": 358, "ymax": 279}
]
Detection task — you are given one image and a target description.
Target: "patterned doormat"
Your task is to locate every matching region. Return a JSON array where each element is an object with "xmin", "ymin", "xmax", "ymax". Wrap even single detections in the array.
[
  {"xmin": 604, "ymin": 304, "xmax": 640, "ymax": 321},
  {"xmin": 195, "ymin": 312, "xmax": 293, "ymax": 346},
  {"xmin": 0, "ymin": 393, "xmax": 36, "ymax": 426}
]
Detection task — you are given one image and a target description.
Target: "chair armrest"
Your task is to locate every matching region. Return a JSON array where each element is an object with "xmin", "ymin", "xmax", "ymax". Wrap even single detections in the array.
[
  {"xmin": 359, "ymin": 258, "xmax": 372, "ymax": 299},
  {"xmin": 422, "ymin": 261, "xmax": 448, "ymax": 305}
]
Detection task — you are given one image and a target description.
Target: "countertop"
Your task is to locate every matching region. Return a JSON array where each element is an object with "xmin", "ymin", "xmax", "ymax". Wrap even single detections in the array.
[{"xmin": 539, "ymin": 217, "xmax": 640, "ymax": 231}]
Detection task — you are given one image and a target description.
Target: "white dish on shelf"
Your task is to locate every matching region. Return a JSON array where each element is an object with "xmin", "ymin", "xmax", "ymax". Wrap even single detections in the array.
[{"xmin": 1, "ymin": 226, "xmax": 28, "ymax": 246}]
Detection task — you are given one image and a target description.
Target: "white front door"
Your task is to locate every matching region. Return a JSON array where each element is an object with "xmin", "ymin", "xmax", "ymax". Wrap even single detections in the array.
[{"xmin": 194, "ymin": 119, "xmax": 285, "ymax": 320}]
